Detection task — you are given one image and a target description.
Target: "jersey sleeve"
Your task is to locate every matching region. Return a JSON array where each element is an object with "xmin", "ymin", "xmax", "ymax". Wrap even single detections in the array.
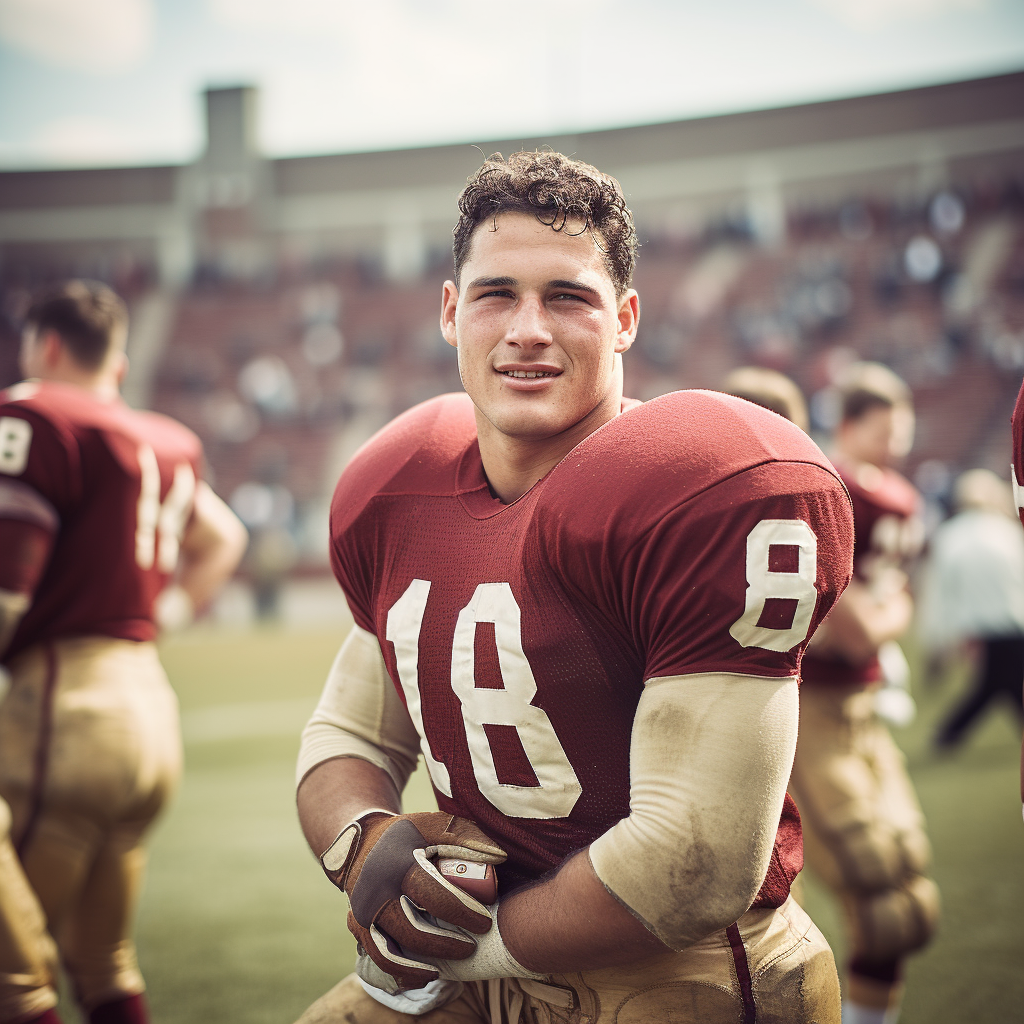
[
  {"xmin": 623, "ymin": 461, "xmax": 854, "ymax": 680},
  {"xmin": 1012, "ymin": 377, "xmax": 1024, "ymax": 528},
  {"xmin": 329, "ymin": 501, "xmax": 377, "ymax": 635}
]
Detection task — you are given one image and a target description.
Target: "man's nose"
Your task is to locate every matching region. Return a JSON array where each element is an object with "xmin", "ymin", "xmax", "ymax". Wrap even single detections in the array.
[{"xmin": 505, "ymin": 296, "xmax": 552, "ymax": 348}]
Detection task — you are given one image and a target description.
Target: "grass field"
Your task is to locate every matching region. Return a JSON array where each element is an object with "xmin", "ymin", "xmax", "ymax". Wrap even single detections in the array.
[{"xmin": 54, "ymin": 623, "xmax": 1024, "ymax": 1023}]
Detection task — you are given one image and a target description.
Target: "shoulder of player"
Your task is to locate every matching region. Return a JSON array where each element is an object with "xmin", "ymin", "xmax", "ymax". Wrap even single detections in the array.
[
  {"xmin": 126, "ymin": 406, "xmax": 203, "ymax": 461},
  {"xmin": 555, "ymin": 389, "xmax": 842, "ymax": 502},
  {"xmin": 0, "ymin": 381, "xmax": 76, "ymax": 445},
  {"xmin": 330, "ymin": 393, "xmax": 476, "ymax": 534}
]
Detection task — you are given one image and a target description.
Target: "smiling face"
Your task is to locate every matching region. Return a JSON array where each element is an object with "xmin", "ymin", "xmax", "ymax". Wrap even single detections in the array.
[{"xmin": 441, "ymin": 213, "xmax": 639, "ymax": 457}]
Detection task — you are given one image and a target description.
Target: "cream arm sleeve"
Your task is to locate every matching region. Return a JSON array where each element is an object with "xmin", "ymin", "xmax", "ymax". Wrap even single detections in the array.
[
  {"xmin": 588, "ymin": 671, "xmax": 799, "ymax": 950},
  {"xmin": 296, "ymin": 623, "xmax": 421, "ymax": 793}
]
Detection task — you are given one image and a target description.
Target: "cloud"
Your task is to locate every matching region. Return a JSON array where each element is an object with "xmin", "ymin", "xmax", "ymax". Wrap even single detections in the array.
[
  {"xmin": 30, "ymin": 116, "xmax": 140, "ymax": 165},
  {"xmin": 0, "ymin": 0, "xmax": 153, "ymax": 74},
  {"xmin": 210, "ymin": 0, "xmax": 611, "ymax": 37},
  {"xmin": 808, "ymin": 0, "xmax": 988, "ymax": 29}
]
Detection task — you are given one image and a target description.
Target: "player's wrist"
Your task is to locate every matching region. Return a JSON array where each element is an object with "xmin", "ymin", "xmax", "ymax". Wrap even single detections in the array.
[
  {"xmin": 319, "ymin": 808, "xmax": 396, "ymax": 888},
  {"xmin": 432, "ymin": 904, "xmax": 546, "ymax": 983}
]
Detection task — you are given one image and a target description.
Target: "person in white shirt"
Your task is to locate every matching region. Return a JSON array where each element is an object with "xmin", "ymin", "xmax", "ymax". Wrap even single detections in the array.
[{"xmin": 918, "ymin": 468, "xmax": 1024, "ymax": 748}]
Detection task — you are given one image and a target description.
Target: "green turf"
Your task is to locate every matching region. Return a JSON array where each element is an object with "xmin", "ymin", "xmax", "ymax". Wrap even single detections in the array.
[{"xmin": 55, "ymin": 625, "xmax": 1023, "ymax": 1023}]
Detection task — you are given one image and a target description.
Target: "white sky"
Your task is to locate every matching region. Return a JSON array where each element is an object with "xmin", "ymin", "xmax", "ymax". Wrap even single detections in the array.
[{"xmin": 0, "ymin": 0, "xmax": 1022, "ymax": 168}]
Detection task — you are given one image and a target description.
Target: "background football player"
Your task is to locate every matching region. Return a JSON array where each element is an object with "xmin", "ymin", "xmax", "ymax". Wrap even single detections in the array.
[
  {"xmin": 1010, "ymin": 376, "xmax": 1024, "ymax": 817},
  {"xmin": 292, "ymin": 151, "xmax": 855, "ymax": 1023},
  {"xmin": 0, "ymin": 281, "xmax": 248, "ymax": 1024},
  {"xmin": 721, "ymin": 365, "xmax": 810, "ymax": 433},
  {"xmin": 795, "ymin": 363, "xmax": 940, "ymax": 1024}
]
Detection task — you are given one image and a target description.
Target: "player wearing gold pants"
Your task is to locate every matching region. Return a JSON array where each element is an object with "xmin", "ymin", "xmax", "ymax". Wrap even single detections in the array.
[
  {"xmin": 788, "ymin": 682, "xmax": 939, "ymax": 1013},
  {"xmin": 296, "ymin": 896, "xmax": 840, "ymax": 1024},
  {"xmin": 0, "ymin": 638, "xmax": 182, "ymax": 1022}
]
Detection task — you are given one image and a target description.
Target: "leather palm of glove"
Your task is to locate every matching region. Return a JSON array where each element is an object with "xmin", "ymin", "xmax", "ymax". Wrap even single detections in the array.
[{"xmin": 320, "ymin": 809, "xmax": 506, "ymax": 990}]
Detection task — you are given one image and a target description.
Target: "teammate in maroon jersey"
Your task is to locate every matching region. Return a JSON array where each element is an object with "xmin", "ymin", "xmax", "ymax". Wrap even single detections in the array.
[
  {"xmin": 1010, "ymin": 377, "xmax": 1024, "ymax": 814},
  {"xmin": 0, "ymin": 281, "xmax": 247, "ymax": 1024},
  {"xmin": 794, "ymin": 363, "xmax": 939, "ymax": 1024},
  {"xmin": 293, "ymin": 152, "xmax": 854, "ymax": 1023}
]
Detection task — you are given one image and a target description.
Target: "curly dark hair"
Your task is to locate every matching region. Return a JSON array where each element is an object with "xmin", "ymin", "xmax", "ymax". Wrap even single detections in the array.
[{"xmin": 453, "ymin": 151, "xmax": 638, "ymax": 296}]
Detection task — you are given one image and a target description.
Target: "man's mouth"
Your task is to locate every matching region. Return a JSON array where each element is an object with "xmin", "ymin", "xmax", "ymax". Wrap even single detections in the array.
[{"xmin": 500, "ymin": 370, "xmax": 560, "ymax": 379}]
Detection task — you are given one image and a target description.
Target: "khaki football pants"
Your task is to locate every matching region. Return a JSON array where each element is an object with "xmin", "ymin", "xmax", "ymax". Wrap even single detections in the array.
[
  {"xmin": 294, "ymin": 895, "xmax": 840, "ymax": 1024},
  {"xmin": 789, "ymin": 682, "xmax": 939, "ymax": 1007},
  {"xmin": 0, "ymin": 638, "xmax": 182, "ymax": 1022}
]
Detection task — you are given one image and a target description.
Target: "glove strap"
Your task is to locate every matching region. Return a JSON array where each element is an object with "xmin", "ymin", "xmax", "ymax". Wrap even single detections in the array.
[{"xmin": 320, "ymin": 808, "xmax": 396, "ymax": 888}]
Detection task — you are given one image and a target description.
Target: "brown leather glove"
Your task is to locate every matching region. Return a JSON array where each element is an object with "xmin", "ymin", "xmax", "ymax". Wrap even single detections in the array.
[{"xmin": 320, "ymin": 809, "xmax": 506, "ymax": 990}]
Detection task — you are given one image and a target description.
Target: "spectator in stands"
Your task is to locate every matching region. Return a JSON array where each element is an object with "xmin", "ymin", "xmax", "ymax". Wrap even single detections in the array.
[{"xmin": 918, "ymin": 468, "xmax": 1024, "ymax": 749}]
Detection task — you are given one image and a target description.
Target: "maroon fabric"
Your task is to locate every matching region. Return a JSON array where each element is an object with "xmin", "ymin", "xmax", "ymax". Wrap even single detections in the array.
[
  {"xmin": 0, "ymin": 381, "xmax": 203, "ymax": 663},
  {"xmin": 751, "ymin": 793, "xmax": 803, "ymax": 908},
  {"xmin": 330, "ymin": 391, "xmax": 854, "ymax": 902},
  {"xmin": 15, "ymin": 643, "xmax": 57, "ymax": 858},
  {"xmin": 1013, "ymin": 377, "xmax": 1024, "ymax": 529},
  {"xmin": 0, "ymin": 520, "xmax": 53, "ymax": 596},
  {"xmin": 88, "ymin": 994, "xmax": 148, "ymax": 1024},
  {"xmin": 802, "ymin": 458, "xmax": 921, "ymax": 688},
  {"xmin": 726, "ymin": 922, "xmax": 757, "ymax": 1024},
  {"xmin": 849, "ymin": 955, "xmax": 902, "ymax": 985},
  {"xmin": 21, "ymin": 1010, "xmax": 64, "ymax": 1024}
]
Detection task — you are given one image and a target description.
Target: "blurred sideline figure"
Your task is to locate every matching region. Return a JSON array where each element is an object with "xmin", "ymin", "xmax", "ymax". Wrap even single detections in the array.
[
  {"xmin": 0, "ymin": 282, "xmax": 247, "ymax": 1024},
  {"xmin": 792, "ymin": 363, "xmax": 939, "ymax": 1024},
  {"xmin": 918, "ymin": 469, "xmax": 1024, "ymax": 749},
  {"xmin": 1008, "ymin": 376, "xmax": 1024, "ymax": 814}
]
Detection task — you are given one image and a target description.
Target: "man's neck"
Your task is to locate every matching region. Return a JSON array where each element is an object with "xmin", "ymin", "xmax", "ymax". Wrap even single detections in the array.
[
  {"xmin": 38, "ymin": 364, "xmax": 120, "ymax": 403},
  {"xmin": 476, "ymin": 401, "xmax": 621, "ymax": 505}
]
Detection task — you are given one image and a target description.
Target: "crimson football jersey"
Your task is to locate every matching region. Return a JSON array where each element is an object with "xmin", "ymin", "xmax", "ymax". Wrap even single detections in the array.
[
  {"xmin": 801, "ymin": 459, "xmax": 922, "ymax": 688},
  {"xmin": 1012, "ymin": 377, "xmax": 1024, "ymax": 529},
  {"xmin": 330, "ymin": 390, "xmax": 854, "ymax": 902},
  {"xmin": 0, "ymin": 380, "xmax": 203, "ymax": 662}
]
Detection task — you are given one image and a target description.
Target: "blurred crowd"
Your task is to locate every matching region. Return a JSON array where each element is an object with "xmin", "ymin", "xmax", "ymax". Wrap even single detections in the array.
[{"xmin": 1, "ymin": 176, "xmax": 1022, "ymax": 615}]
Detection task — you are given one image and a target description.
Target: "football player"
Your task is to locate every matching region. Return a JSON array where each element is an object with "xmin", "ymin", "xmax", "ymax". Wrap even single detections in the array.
[
  {"xmin": 0, "ymin": 281, "xmax": 248, "ymax": 1024},
  {"xmin": 294, "ymin": 151, "xmax": 855, "ymax": 1023},
  {"xmin": 795, "ymin": 363, "xmax": 939, "ymax": 1024},
  {"xmin": 1010, "ymin": 376, "xmax": 1024, "ymax": 816}
]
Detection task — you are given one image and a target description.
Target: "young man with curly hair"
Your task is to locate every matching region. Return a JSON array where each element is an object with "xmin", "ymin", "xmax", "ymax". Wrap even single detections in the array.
[{"xmin": 293, "ymin": 151, "xmax": 855, "ymax": 1024}]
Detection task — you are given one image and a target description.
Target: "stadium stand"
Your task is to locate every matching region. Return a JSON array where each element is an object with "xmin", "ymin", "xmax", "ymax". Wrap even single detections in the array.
[{"xmin": 1, "ymin": 73, "xmax": 1022, "ymax": 578}]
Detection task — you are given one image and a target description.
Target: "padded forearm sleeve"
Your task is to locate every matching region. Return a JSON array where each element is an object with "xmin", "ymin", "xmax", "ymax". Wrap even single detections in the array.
[
  {"xmin": 589, "ymin": 672, "xmax": 799, "ymax": 950},
  {"xmin": 297, "ymin": 624, "xmax": 421, "ymax": 792}
]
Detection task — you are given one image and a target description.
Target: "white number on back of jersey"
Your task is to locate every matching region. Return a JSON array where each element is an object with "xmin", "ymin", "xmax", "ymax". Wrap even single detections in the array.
[
  {"xmin": 135, "ymin": 444, "xmax": 196, "ymax": 573},
  {"xmin": 386, "ymin": 579, "xmax": 582, "ymax": 820},
  {"xmin": 0, "ymin": 417, "xmax": 32, "ymax": 476},
  {"xmin": 729, "ymin": 519, "xmax": 818, "ymax": 653}
]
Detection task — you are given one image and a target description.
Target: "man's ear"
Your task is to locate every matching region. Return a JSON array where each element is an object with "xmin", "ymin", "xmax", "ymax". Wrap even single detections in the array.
[
  {"xmin": 114, "ymin": 352, "xmax": 129, "ymax": 387},
  {"xmin": 441, "ymin": 280, "xmax": 459, "ymax": 349},
  {"xmin": 614, "ymin": 289, "xmax": 640, "ymax": 354},
  {"xmin": 40, "ymin": 330, "xmax": 64, "ymax": 368}
]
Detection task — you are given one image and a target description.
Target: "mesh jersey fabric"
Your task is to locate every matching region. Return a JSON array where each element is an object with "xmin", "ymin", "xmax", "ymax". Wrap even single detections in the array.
[{"xmin": 329, "ymin": 390, "xmax": 854, "ymax": 899}]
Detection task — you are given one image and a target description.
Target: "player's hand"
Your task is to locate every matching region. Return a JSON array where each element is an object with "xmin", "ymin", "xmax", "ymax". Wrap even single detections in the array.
[
  {"xmin": 320, "ymin": 810, "xmax": 505, "ymax": 990},
  {"xmin": 354, "ymin": 898, "xmax": 545, "ymax": 995}
]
